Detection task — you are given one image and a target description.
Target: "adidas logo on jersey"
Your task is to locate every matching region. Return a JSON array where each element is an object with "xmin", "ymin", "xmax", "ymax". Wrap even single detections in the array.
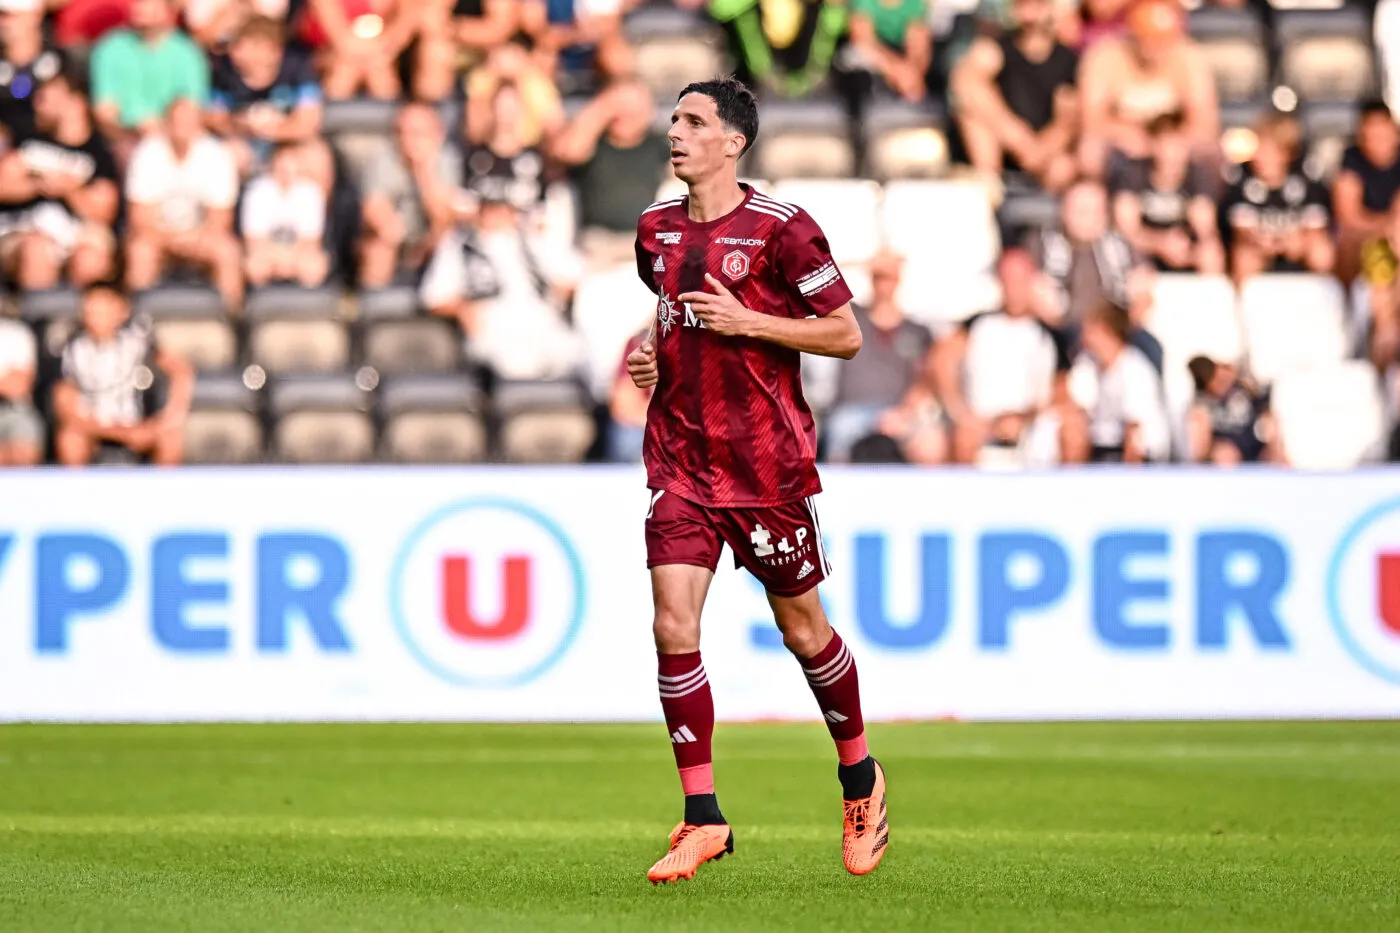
[
  {"xmin": 670, "ymin": 725, "xmax": 698, "ymax": 745},
  {"xmin": 823, "ymin": 710, "xmax": 848, "ymax": 724},
  {"xmin": 653, "ymin": 254, "xmax": 665, "ymax": 272},
  {"xmin": 797, "ymin": 560, "xmax": 815, "ymax": 581}
]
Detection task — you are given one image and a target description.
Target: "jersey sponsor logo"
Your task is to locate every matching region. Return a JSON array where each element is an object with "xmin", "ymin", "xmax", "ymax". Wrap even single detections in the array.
[
  {"xmin": 750, "ymin": 523, "xmax": 814, "ymax": 567},
  {"xmin": 722, "ymin": 250, "xmax": 750, "ymax": 280},
  {"xmin": 655, "ymin": 231, "xmax": 682, "ymax": 245},
  {"xmin": 797, "ymin": 261, "xmax": 840, "ymax": 297},
  {"xmin": 656, "ymin": 291, "xmax": 682, "ymax": 336},
  {"xmin": 716, "ymin": 237, "xmax": 765, "ymax": 247},
  {"xmin": 653, "ymin": 254, "xmax": 665, "ymax": 272}
]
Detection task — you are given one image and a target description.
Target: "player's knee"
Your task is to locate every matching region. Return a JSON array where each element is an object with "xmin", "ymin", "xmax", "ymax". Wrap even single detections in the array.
[
  {"xmin": 652, "ymin": 610, "xmax": 700, "ymax": 653},
  {"xmin": 772, "ymin": 597, "xmax": 831, "ymax": 658}
]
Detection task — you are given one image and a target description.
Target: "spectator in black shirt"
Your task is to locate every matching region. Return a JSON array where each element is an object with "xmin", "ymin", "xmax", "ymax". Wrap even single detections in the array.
[
  {"xmin": 0, "ymin": 1, "xmax": 64, "ymax": 145},
  {"xmin": 0, "ymin": 67, "xmax": 119, "ymax": 290},
  {"xmin": 209, "ymin": 17, "xmax": 333, "ymax": 193},
  {"xmin": 951, "ymin": 0, "xmax": 1079, "ymax": 191},
  {"xmin": 1110, "ymin": 110, "xmax": 1223, "ymax": 274},
  {"xmin": 1186, "ymin": 355, "xmax": 1275, "ymax": 465},
  {"xmin": 1335, "ymin": 100, "xmax": 1400, "ymax": 283},
  {"xmin": 1222, "ymin": 112, "xmax": 1333, "ymax": 283}
]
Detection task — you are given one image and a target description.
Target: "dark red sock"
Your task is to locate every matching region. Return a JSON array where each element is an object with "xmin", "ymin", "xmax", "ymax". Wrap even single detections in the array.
[
  {"xmin": 658, "ymin": 651, "xmax": 715, "ymax": 795},
  {"xmin": 799, "ymin": 631, "xmax": 869, "ymax": 765}
]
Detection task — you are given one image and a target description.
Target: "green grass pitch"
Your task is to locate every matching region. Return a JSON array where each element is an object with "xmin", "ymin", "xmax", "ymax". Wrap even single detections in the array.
[{"xmin": 2, "ymin": 721, "xmax": 1397, "ymax": 932}]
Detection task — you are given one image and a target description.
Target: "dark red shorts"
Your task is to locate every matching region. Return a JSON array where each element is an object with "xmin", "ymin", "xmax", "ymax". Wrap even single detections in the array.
[{"xmin": 644, "ymin": 489, "xmax": 832, "ymax": 597}]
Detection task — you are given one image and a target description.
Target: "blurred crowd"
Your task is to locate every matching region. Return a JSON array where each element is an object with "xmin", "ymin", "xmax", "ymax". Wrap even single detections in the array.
[{"xmin": 0, "ymin": 0, "xmax": 1396, "ymax": 467}]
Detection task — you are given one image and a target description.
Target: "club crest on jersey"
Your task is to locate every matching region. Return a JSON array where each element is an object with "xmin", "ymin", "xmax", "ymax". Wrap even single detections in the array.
[
  {"xmin": 655, "ymin": 231, "xmax": 682, "ymax": 245},
  {"xmin": 722, "ymin": 250, "xmax": 750, "ymax": 281}
]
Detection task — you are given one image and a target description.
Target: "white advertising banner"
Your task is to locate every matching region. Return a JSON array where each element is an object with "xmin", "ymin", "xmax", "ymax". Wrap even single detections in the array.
[{"xmin": 1, "ymin": 467, "xmax": 1399, "ymax": 721}]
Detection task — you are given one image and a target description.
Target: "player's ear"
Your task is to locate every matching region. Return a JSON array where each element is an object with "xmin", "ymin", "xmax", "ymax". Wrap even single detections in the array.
[{"xmin": 725, "ymin": 131, "xmax": 746, "ymax": 158}]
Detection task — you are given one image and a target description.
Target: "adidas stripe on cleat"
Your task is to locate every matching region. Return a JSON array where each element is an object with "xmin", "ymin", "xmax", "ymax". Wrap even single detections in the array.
[
  {"xmin": 841, "ymin": 758, "xmax": 888, "ymax": 876},
  {"xmin": 646, "ymin": 822, "xmax": 734, "ymax": 884}
]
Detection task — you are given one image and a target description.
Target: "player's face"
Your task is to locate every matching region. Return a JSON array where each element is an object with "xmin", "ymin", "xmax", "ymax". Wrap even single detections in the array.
[{"xmin": 669, "ymin": 93, "xmax": 743, "ymax": 184}]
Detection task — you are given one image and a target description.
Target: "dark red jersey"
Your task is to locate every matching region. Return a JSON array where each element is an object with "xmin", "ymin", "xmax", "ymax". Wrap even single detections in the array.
[{"xmin": 634, "ymin": 184, "xmax": 853, "ymax": 508}]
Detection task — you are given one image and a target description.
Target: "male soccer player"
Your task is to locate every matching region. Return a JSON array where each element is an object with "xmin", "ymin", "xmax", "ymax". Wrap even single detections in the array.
[{"xmin": 627, "ymin": 77, "xmax": 886, "ymax": 884}]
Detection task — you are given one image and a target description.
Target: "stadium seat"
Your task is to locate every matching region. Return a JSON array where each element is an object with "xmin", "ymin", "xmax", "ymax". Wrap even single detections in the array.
[
  {"xmin": 151, "ymin": 314, "xmax": 239, "ymax": 373},
  {"xmin": 246, "ymin": 286, "xmax": 349, "ymax": 375},
  {"xmin": 1240, "ymin": 274, "xmax": 1349, "ymax": 385},
  {"xmin": 1146, "ymin": 274, "xmax": 1245, "ymax": 366},
  {"xmin": 1276, "ymin": 7, "xmax": 1377, "ymax": 102},
  {"xmin": 1272, "ymin": 361, "xmax": 1386, "ymax": 468},
  {"xmin": 572, "ymin": 264, "xmax": 656, "ymax": 401},
  {"xmin": 751, "ymin": 98, "xmax": 856, "ymax": 180},
  {"xmin": 18, "ymin": 287, "xmax": 80, "ymax": 322},
  {"xmin": 1189, "ymin": 6, "xmax": 1269, "ymax": 102},
  {"xmin": 864, "ymin": 99, "xmax": 948, "ymax": 180},
  {"xmin": 361, "ymin": 316, "xmax": 459, "ymax": 375},
  {"xmin": 321, "ymin": 97, "xmax": 400, "ymax": 136},
  {"xmin": 772, "ymin": 179, "xmax": 882, "ymax": 266},
  {"xmin": 895, "ymin": 265, "xmax": 1001, "ymax": 326},
  {"xmin": 883, "ymin": 179, "xmax": 998, "ymax": 269},
  {"xmin": 998, "ymin": 190, "xmax": 1060, "ymax": 245},
  {"xmin": 268, "ymin": 373, "xmax": 375, "ymax": 464},
  {"xmin": 378, "ymin": 373, "xmax": 487, "ymax": 463},
  {"xmin": 184, "ymin": 373, "xmax": 263, "ymax": 464},
  {"xmin": 357, "ymin": 285, "xmax": 420, "ymax": 320},
  {"xmin": 495, "ymin": 378, "xmax": 596, "ymax": 463},
  {"xmin": 132, "ymin": 284, "xmax": 225, "ymax": 318},
  {"xmin": 626, "ymin": 5, "xmax": 725, "ymax": 98}
]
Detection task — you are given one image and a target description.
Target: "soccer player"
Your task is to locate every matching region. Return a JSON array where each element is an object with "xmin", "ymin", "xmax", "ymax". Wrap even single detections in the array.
[{"xmin": 628, "ymin": 77, "xmax": 887, "ymax": 884}]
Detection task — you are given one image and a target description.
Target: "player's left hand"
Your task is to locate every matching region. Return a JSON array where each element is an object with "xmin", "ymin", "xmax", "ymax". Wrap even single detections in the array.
[{"xmin": 680, "ymin": 274, "xmax": 757, "ymax": 337}]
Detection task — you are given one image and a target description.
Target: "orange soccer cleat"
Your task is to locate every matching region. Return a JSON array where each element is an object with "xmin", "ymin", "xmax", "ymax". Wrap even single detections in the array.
[
  {"xmin": 646, "ymin": 822, "xmax": 734, "ymax": 884},
  {"xmin": 841, "ymin": 758, "xmax": 888, "ymax": 875}
]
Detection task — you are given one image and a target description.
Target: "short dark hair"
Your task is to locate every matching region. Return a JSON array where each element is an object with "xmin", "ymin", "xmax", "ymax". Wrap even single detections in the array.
[
  {"xmin": 1187, "ymin": 355, "xmax": 1217, "ymax": 393},
  {"xmin": 39, "ymin": 62, "xmax": 89, "ymax": 100},
  {"xmin": 1360, "ymin": 99, "xmax": 1393, "ymax": 123},
  {"xmin": 1087, "ymin": 300, "xmax": 1131, "ymax": 344},
  {"xmin": 236, "ymin": 15, "xmax": 286, "ymax": 46},
  {"xmin": 678, "ymin": 77, "xmax": 759, "ymax": 156}
]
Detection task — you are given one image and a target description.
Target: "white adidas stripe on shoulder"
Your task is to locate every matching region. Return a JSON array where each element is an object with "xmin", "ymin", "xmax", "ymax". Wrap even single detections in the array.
[
  {"xmin": 642, "ymin": 198, "xmax": 684, "ymax": 214},
  {"xmin": 750, "ymin": 193, "xmax": 798, "ymax": 217},
  {"xmin": 745, "ymin": 203, "xmax": 795, "ymax": 223}
]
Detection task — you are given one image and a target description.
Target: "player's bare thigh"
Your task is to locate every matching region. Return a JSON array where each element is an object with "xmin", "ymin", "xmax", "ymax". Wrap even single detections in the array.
[{"xmin": 651, "ymin": 564, "xmax": 714, "ymax": 653}]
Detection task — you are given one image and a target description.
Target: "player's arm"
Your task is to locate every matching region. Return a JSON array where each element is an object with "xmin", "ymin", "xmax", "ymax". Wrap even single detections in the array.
[{"xmin": 680, "ymin": 274, "xmax": 862, "ymax": 359}]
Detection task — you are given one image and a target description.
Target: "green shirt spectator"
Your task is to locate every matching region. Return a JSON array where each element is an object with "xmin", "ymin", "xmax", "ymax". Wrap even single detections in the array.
[
  {"xmin": 91, "ymin": 0, "xmax": 209, "ymax": 133},
  {"xmin": 854, "ymin": 0, "xmax": 928, "ymax": 49}
]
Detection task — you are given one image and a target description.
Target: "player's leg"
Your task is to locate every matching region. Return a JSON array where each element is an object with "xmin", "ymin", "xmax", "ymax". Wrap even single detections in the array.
[
  {"xmin": 723, "ymin": 497, "xmax": 888, "ymax": 875},
  {"xmin": 644, "ymin": 491, "xmax": 733, "ymax": 883}
]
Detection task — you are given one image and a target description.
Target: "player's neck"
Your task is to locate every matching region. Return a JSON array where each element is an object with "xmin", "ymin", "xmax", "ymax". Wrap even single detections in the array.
[{"xmin": 686, "ymin": 174, "xmax": 745, "ymax": 224}]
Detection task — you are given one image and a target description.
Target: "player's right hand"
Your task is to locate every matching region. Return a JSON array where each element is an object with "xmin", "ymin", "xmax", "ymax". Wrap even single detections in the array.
[{"xmin": 627, "ymin": 342, "xmax": 658, "ymax": 389}]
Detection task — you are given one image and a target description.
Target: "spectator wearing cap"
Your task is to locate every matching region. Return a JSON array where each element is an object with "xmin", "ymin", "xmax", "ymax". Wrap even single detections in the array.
[
  {"xmin": 1186, "ymin": 355, "xmax": 1276, "ymax": 465},
  {"xmin": 53, "ymin": 284, "xmax": 194, "ymax": 467},
  {"xmin": 91, "ymin": 0, "xmax": 209, "ymax": 148},
  {"xmin": 1077, "ymin": 0, "xmax": 1218, "ymax": 179},
  {"xmin": 356, "ymin": 102, "xmax": 462, "ymax": 289},
  {"xmin": 0, "ymin": 66, "xmax": 119, "ymax": 290},
  {"xmin": 1067, "ymin": 299, "xmax": 1169, "ymax": 463},
  {"xmin": 241, "ymin": 142, "xmax": 330, "ymax": 288},
  {"xmin": 1110, "ymin": 110, "xmax": 1224, "ymax": 274},
  {"xmin": 415, "ymin": 0, "xmax": 535, "ymax": 102},
  {"xmin": 0, "ymin": 315, "xmax": 42, "ymax": 465},
  {"xmin": 0, "ymin": 0, "xmax": 66, "ymax": 145},
  {"xmin": 1335, "ymin": 101, "xmax": 1400, "ymax": 284},
  {"xmin": 1221, "ymin": 112, "xmax": 1333, "ymax": 284},
  {"xmin": 125, "ymin": 99, "xmax": 243, "ymax": 310},
  {"xmin": 300, "ymin": 0, "xmax": 421, "ymax": 101},
  {"xmin": 208, "ymin": 16, "xmax": 334, "ymax": 193},
  {"xmin": 551, "ymin": 79, "xmax": 670, "ymax": 267},
  {"xmin": 934, "ymin": 249, "xmax": 1075, "ymax": 466},
  {"xmin": 951, "ymin": 0, "xmax": 1079, "ymax": 192},
  {"xmin": 823, "ymin": 250, "xmax": 945, "ymax": 464}
]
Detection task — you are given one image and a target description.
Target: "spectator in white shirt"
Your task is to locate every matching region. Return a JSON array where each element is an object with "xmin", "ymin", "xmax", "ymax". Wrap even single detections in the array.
[
  {"xmin": 1069, "ymin": 300, "xmax": 1170, "ymax": 463},
  {"xmin": 0, "ymin": 317, "xmax": 43, "ymax": 465},
  {"xmin": 53, "ymin": 284, "xmax": 194, "ymax": 466},
  {"xmin": 125, "ymin": 98, "xmax": 243, "ymax": 310},
  {"xmin": 241, "ymin": 143, "xmax": 329, "ymax": 288}
]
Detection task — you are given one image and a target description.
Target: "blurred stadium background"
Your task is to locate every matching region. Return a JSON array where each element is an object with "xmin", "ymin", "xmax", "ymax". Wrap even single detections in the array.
[{"xmin": 2, "ymin": 1, "xmax": 1400, "ymax": 930}]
